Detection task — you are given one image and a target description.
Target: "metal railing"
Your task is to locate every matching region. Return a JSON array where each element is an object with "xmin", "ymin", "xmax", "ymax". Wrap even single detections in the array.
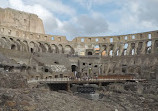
[{"xmin": 27, "ymin": 77, "xmax": 144, "ymax": 83}]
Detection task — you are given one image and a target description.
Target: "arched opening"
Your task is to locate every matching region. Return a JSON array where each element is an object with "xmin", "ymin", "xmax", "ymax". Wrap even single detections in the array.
[
  {"xmin": 94, "ymin": 45, "xmax": 100, "ymax": 55},
  {"xmin": 60, "ymin": 74, "xmax": 63, "ymax": 78},
  {"xmin": 30, "ymin": 41, "xmax": 37, "ymax": 53},
  {"xmin": 72, "ymin": 65, "xmax": 78, "ymax": 78},
  {"xmin": 101, "ymin": 50, "xmax": 106, "ymax": 56},
  {"xmin": 147, "ymin": 47, "xmax": 151, "ymax": 54},
  {"xmin": 51, "ymin": 44, "xmax": 58, "ymax": 53},
  {"xmin": 132, "ymin": 49, "xmax": 135, "ymax": 55},
  {"xmin": 109, "ymin": 44, "xmax": 114, "ymax": 56},
  {"xmin": 147, "ymin": 41, "xmax": 152, "ymax": 47},
  {"xmin": 39, "ymin": 42, "xmax": 46, "ymax": 52},
  {"xmin": 130, "ymin": 43, "xmax": 135, "ymax": 55},
  {"xmin": 146, "ymin": 41, "xmax": 152, "ymax": 54},
  {"xmin": 101, "ymin": 45, "xmax": 107, "ymax": 56},
  {"xmin": 124, "ymin": 50, "xmax": 127, "ymax": 55},
  {"xmin": 44, "ymin": 43, "xmax": 51, "ymax": 53},
  {"xmin": 71, "ymin": 65, "xmax": 77, "ymax": 72},
  {"xmin": 64, "ymin": 45, "xmax": 74, "ymax": 55},
  {"xmin": 58, "ymin": 44, "xmax": 64, "ymax": 53},
  {"xmin": 122, "ymin": 65, "xmax": 127, "ymax": 73},
  {"xmin": 124, "ymin": 43, "xmax": 128, "ymax": 49},
  {"xmin": 109, "ymin": 50, "xmax": 113, "ymax": 56},
  {"xmin": 10, "ymin": 38, "xmax": 19, "ymax": 50},
  {"xmin": 11, "ymin": 44, "xmax": 16, "ymax": 50},
  {"xmin": 30, "ymin": 48, "xmax": 34, "ymax": 53},
  {"xmin": 23, "ymin": 41, "xmax": 29, "ymax": 52},
  {"xmin": 45, "ymin": 68, "xmax": 49, "ymax": 72},
  {"xmin": 88, "ymin": 51, "xmax": 92, "ymax": 55}
]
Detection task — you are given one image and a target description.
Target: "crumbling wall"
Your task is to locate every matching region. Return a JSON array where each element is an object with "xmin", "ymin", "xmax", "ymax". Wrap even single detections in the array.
[
  {"xmin": 0, "ymin": 8, "xmax": 45, "ymax": 34},
  {"xmin": 0, "ymin": 8, "xmax": 158, "ymax": 80}
]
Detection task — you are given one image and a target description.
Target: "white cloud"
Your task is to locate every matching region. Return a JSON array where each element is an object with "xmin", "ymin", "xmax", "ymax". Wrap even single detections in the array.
[
  {"xmin": 58, "ymin": 12, "xmax": 109, "ymax": 39},
  {"xmin": 106, "ymin": 0, "xmax": 158, "ymax": 35},
  {"xmin": 0, "ymin": 0, "xmax": 9, "ymax": 8},
  {"xmin": 7, "ymin": 0, "xmax": 109, "ymax": 40},
  {"xmin": 26, "ymin": 0, "xmax": 76, "ymax": 16},
  {"xmin": 0, "ymin": 0, "xmax": 158, "ymax": 39},
  {"xmin": 74, "ymin": 0, "xmax": 112, "ymax": 10},
  {"xmin": 137, "ymin": 0, "xmax": 158, "ymax": 26}
]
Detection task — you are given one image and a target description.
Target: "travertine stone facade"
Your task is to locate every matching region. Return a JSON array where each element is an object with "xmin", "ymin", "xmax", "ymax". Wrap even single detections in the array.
[
  {"xmin": 0, "ymin": 8, "xmax": 45, "ymax": 34},
  {"xmin": 0, "ymin": 7, "xmax": 158, "ymax": 81}
]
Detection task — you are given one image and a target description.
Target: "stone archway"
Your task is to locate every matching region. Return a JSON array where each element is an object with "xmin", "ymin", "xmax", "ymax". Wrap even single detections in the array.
[
  {"xmin": 64, "ymin": 45, "xmax": 74, "ymax": 55},
  {"xmin": 58, "ymin": 44, "xmax": 64, "ymax": 54},
  {"xmin": 29, "ymin": 41, "xmax": 38, "ymax": 53},
  {"xmin": 51, "ymin": 44, "xmax": 58, "ymax": 53}
]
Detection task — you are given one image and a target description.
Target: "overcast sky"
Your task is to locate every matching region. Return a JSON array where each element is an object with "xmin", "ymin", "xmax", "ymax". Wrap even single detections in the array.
[{"xmin": 0, "ymin": 0, "xmax": 158, "ymax": 40}]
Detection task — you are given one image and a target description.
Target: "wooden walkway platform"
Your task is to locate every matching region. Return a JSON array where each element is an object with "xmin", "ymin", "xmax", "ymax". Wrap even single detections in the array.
[{"xmin": 28, "ymin": 78, "xmax": 145, "ymax": 84}]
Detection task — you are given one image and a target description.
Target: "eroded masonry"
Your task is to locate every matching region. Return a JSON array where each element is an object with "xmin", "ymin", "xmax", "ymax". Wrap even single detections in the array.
[{"xmin": 0, "ymin": 8, "xmax": 158, "ymax": 84}]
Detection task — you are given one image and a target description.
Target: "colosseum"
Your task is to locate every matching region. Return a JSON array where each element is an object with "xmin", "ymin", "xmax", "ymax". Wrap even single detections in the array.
[
  {"xmin": 0, "ymin": 7, "xmax": 158, "ymax": 111},
  {"xmin": 0, "ymin": 7, "xmax": 158, "ymax": 88}
]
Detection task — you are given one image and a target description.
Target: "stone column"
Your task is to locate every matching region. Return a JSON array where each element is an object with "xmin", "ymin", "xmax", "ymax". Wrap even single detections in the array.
[
  {"xmin": 151, "ymin": 40, "xmax": 155, "ymax": 53},
  {"xmin": 141, "ymin": 41, "xmax": 147, "ymax": 54},
  {"xmin": 134, "ymin": 42, "xmax": 139, "ymax": 55}
]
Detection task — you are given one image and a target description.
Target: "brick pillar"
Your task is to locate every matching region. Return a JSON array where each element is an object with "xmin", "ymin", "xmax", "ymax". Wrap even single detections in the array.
[{"xmin": 67, "ymin": 82, "xmax": 70, "ymax": 92}]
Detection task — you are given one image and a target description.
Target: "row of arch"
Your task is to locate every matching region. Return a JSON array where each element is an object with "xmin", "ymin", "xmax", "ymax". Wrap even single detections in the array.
[
  {"xmin": 99, "ymin": 40, "xmax": 158, "ymax": 56},
  {"xmin": 80, "ymin": 56, "xmax": 158, "ymax": 78},
  {"xmin": 105, "ymin": 57, "xmax": 157, "ymax": 75},
  {"xmin": 0, "ymin": 36, "xmax": 75, "ymax": 55}
]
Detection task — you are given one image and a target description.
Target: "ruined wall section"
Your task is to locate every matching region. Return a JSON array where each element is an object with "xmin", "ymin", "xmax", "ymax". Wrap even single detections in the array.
[
  {"xmin": 70, "ymin": 31, "xmax": 158, "ymax": 56},
  {"xmin": 0, "ymin": 25, "xmax": 158, "ymax": 80},
  {"xmin": 0, "ymin": 24, "xmax": 158, "ymax": 57},
  {"xmin": 0, "ymin": 7, "xmax": 157, "ymax": 58},
  {"xmin": 0, "ymin": 8, "xmax": 45, "ymax": 34}
]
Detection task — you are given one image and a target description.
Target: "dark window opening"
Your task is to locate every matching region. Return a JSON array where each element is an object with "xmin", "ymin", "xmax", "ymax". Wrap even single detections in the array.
[
  {"xmin": 31, "ymin": 48, "xmax": 34, "ymax": 53},
  {"xmin": 89, "ymin": 63, "xmax": 92, "ymax": 65},
  {"xmin": 88, "ymin": 51, "xmax": 92, "ymax": 55},
  {"xmin": 122, "ymin": 68, "xmax": 126, "ymax": 73},
  {"xmin": 94, "ymin": 65, "xmax": 98, "ymax": 67},
  {"xmin": 49, "ymin": 76, "xmax": 52, "ymax": 79},
  {"xmin": 54, "ymin": 61, "xmax": 59, "ymax": 64},
  {"xmin": 45, "ymin": 69, "xmax": 49, "ymax": 72},
  {"xmin": 9, "ymin": 66, "xmax": 14, "ymax": 72},
  {"xmin": 83, "ymin": 63, "xmax": 85, "ymax": 65},
  {"xmin": 71, "ymin": 65, "xmax": 77, "ymax": 72},
  {"xmin": 60, "ymin": 74, "xmax": 63, "ymax": 78},
  {"xmin": 11, "ymin": 44, "xmax": 16, "ymax": 50},
  {"xmin": 122, "ymin": 65, "xmax": 127, "ymax": 73},
  {"xmin": 47, "ymin": 83, "xmax": 67, "ymax": 91},
  {"xmin": 55, "ymin": 75, "xmax": 58, "ymax": 78},
  {"xmin": 35, "ymin": 76, "xmax": 39, "ymax": 80}
]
